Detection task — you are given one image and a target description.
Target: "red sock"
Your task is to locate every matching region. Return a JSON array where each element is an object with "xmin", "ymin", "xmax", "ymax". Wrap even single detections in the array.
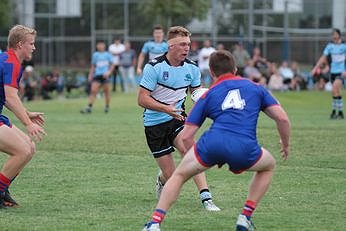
[
  {"xmin": 151, "ymin": 209, "xmax": 166, "ymax": 223},
  {"xmin": 241, "ymin": 200, "xmax": 257, "ymax": 219},
  {"xmin": 0, "ymin": 173, "xmax": 11, "ymax": 193}
]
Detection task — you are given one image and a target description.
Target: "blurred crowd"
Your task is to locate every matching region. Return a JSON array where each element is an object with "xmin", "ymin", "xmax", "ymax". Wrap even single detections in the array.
[{"xmin": 19, "ymin": 39, "xmax": 337, "ymax": 101}]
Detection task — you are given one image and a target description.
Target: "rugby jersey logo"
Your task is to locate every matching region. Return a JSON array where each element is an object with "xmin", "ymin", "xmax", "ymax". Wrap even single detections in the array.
[
  {"xmin": 163, "ymin": 71, "xmax": 169, "ymax": 81},
  {"xmin": 184, "ymin": 74, "xmax": 192, "ymax": 81}
]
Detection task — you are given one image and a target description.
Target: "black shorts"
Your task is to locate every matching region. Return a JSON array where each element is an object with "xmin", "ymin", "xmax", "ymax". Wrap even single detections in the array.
[
  {"xmin": 93, "ymin": 75, "xmax": 110, "ymax": 84},
  {"xmin": 144, "ymin": 119, "xmax": 185, "ymax": 158},
  {"xmin": 330, "ymin": 73, "xmax": 343, "ymax": 84}
]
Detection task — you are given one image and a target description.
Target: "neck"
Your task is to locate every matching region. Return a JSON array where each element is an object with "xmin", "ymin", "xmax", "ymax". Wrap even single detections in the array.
[
  {"xmin": 166, "ymin": 53, "xmax": 181, "ymax": 66},
  {"xmin": 10, "ymin": 49, "xmax": 23, "ymax": 63}
]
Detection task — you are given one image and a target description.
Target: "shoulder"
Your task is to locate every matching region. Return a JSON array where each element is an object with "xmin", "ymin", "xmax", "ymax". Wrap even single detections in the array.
[
  {"xmin": 184, "ymin": 58, "xmax": 198, "ymax": 67},
  {"xmin": 148, "ymin": 54, "xmax": 166, "ymax": 66}
]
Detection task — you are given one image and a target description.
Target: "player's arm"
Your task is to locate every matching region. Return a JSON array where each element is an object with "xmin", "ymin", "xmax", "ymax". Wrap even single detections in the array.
[
  {"xmin": 263, "ymin": 105, "xmax": 291, "ymax": 160},
  {"xmin": 179, "ymin": 124, "xmax": 199, "ymax": 150},
  {"xmin": 88, "ymin": 64, "xmax": 95, "ymax": 82},
  {"xmin": 136, "ymin": 52, "xmax": 146, "ymax": 76},
  {"xmin": 4, "ymin": 86, "xmax": 46, "ymax": 141},
  {"xmin": 137, "ymin": 87, "xmax": 184, "ymax": 121},
  {"xmin": 311, "ymin": 55, "xmax": 327, "ymax": 75}
]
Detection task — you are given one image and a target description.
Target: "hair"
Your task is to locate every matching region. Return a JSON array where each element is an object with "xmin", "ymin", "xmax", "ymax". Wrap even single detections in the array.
[
  {"xmin": 209, "ymin": 50, "xmax": 236, "ymax": 77},
  {"xmin": 153, "ymin": 25, "xmax": 164, "ymax": 32},
  {"xmin": 333, "ymin": 28, "xmax": 341, "ymax": 37},
  {"xmin": 167, "ymin": 26, "xmax": 191, "ymax": 40},
  {"xmin": 8, "ymin": 24, "xmax": 37, "ymax": 49}
]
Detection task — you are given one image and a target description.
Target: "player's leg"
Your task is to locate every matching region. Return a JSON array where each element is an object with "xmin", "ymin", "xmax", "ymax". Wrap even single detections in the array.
[
  {"xmin": 103, "ymin": 82, "xmax": 111, "ymax": 113},
  {"xmin": 143, "ymin": 147, "xmax": 208, "ymax": 230},
  {"xmin": 81, "ymin": 81, "xmax": 100, "ymax": 113},
  {"xmin": 174, "ymin": 131, "xmax": 220, "ymax": 211},
  {"xmin": 236, "ymin": 148, "xmax": 276, "ymax": 231},
  {"xmin": 332, "ymin": 78, "xmax": 344, "ymax": 119},
  {"xmin": 0, "ymin": 125, "xmax": 35, "ymax": 207}
]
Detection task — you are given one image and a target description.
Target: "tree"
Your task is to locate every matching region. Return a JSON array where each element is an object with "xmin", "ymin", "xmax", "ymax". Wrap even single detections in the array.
[{"xmin": 138, "ymin": 0, "xmax": 210, "ymax": 29}]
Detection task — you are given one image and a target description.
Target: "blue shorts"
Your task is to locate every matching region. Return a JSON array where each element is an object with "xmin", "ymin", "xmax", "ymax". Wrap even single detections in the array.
[
  {"xmin": 0, "ymin": 115, "xmax": 11, "ymax": 127},
  {"xmin": 194, "ymin": 130, "xmax": 262, "ymax": 174}
]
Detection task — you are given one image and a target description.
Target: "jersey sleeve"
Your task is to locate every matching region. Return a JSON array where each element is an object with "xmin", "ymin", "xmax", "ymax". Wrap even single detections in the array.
[
  {"xmin": 3, "ymin": 61, "xmax": 21, "ymax": 88},
  {"xmin": 323, "ymin": 43, "xmax": 331, "ymax": 56},
  {"xmin": 91, "ymin": 52, "xmax": 97, "ymax": 65},
  {"xmin": 139, "ymin": 64, "xmax": 158, "ymax": 91},
  {"xmin": 190, "ymin": 67, "xmax": 201, "ymax": 88},
  {"xmin": 141, "ymin": 41, "xmax": 149, "ymax": 54},
  {"xmin": 260, "ymin": 86, "xmax": 279, "ymax": 110}
]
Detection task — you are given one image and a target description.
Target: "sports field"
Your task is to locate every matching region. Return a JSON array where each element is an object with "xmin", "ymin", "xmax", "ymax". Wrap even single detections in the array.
[{"xmin": 0, "ymin": 90, "xmax": 345, "ymax": 231}]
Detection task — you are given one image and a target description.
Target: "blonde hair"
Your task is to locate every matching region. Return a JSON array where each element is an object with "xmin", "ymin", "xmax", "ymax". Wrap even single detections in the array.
[
  {"xmin": 167, "ymin": 26, "xmax": 191, "ymax": 40},
  {"xmin": 8, "ymin": 25, "xmax": 37, "ymax": 49}
]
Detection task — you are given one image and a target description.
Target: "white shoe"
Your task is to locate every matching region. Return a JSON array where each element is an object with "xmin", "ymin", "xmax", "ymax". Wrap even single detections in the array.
[
  {"xmin": 236, "ymin": 214, "xmax": 255, "ymax": 231},
  {"xmin": 155, "ymin": 171, "xmax": 164, "ymax": 200},
  {"xmin": 203, "ymin": 200, "xmax": 221, "ymax": 211},
  {"xmin": 142, "ymin": 222, "xmax": 161, "ymax": 231}
]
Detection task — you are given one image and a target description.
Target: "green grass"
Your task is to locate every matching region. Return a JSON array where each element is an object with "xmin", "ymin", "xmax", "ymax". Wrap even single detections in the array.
[{"xmin": 0, "ymin": 91, "xmax": 345, "ymax": 231}]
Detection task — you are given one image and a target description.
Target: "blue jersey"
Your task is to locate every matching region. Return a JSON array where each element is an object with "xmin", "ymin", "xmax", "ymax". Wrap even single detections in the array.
[
  {"xmin": 91, "ymin": 51, "xmax": 114, "ymax": 77},
  {"xmin": 323, "ymin": 42, "xmax": 346, "ymax": 74},
  {"xmin": 186, "ymin": 73, "xmax": 279, "ymax": 173},
  {"xmin": 140, "ymin": 54, "xmax": 201, "ymax": 126},
  {"xmin": 0, "ymin": 49, "xmax": 22, "ymax": 114},
  {"xmin": 141, "ymin": 40, "xmax": 168, "ymax": 61}
]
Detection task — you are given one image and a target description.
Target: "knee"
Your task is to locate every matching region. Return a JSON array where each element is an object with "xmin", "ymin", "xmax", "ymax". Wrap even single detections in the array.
[{"xmin": 19, "ymin": 142, "xmax": 36, "ymax": 162}]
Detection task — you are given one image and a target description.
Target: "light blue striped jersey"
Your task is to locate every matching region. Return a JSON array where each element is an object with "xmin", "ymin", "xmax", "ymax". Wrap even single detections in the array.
[
  {"xmin": 91, "ymin": 51, "xmax": 114, "ymax": 77},
  {"xmin": 141, "ymin": 40, "xmax": 168, "ymax": 61},
  {"xmin": 140, "ymin": 54, "xmax": 201, "ymax": 126},
  {"xmin": 323, "ymin": 42, "xmax": 346, "ymax": 74}
]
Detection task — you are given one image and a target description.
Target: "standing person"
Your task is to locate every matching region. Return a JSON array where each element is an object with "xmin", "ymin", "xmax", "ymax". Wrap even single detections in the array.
[
  {"xmin": 108, "ymin": 37, "xmax": 125, "ymax": 92},
  {"xmin": 138, "ymin": 26, "xmax": 220, "ymax": 214},
  {"xmin": 198, "ymin": 39, "xmax": 215, "ymax": 87},
  {"xmin": 80, "ymin": 41, "xmax": 115, "ymax": 114},
  {"xmin": 142, "ymin": 50, "xmax": 291, "ymax": 231},
  {"xmin": 119, "ymin": 41, "xmax": 137, "ymax": 93},
  {"xmin": 0, "ymin": 25, "xmax": 46, "ymax": 208},
  {"xmin": 136, "ymin": 25, "xmax": 168, "ymax": 76},
  {"xmin": 311, "ymin": 28, "xmax": 346, "ymax": 119},
  {"xmin": 232, "ymin": 42, "xmax": 250, "ymax": 76}
]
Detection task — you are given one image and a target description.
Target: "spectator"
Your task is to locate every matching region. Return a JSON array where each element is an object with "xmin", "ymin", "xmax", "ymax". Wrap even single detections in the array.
[
  {"xmin": 232, "ymin": 42, "xmax": 250, "ymax": 76},
  {"xmin": 20, "ymin": 65, "xmax": 39, "ymax": 101},
  {"xmin": 40, "ymin": 72, "xmax": 57, "ymax": 100},
  {"xmin": 198, "ymin": 39, "xmax": 215, "ymax": 87},
  {"xmin": 279, "ymin": 61, "xmax": 294, "ymax": 90},
  {"xmin": 290, "ymin": 61, "xmax": 306, "ymax": 91},
  {"xmin": 268, "ymin": 62, "xmax": 285, "ymax": 91},
  {"xmin": 244, "ymin": 59, "xmax": 267, "ymax": 86},
  {"xmin": 313, "ymin": 62, "xmax": 330, "ymax": 91},
  {"xmin": 108, "ymin": 37, "xmax": 125, "ymax": 92},
  {"xmin": 119, "ymin": 41, "xmax": 137, "ymax": 93},
  {"xmin": 188, "ymin": 41, "xmax": 199, "ymax": 65}
]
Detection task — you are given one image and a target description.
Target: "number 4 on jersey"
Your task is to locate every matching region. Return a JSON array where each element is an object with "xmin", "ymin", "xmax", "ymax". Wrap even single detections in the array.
[{"xmin": 221, "ymin": 89, "xmax": 246, "ymax": 110}]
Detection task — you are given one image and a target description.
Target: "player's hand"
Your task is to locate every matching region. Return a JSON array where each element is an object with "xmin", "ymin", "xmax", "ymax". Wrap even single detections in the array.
[
  {"xmin": 136, "ymin": 68, "xmax": 142, "ymax": 76},
  {"xmin": 28, "ymin": 111, "xmax": 45, "ymax": 127},
  {"xmin": 279, "ymin": 139, "xmax": 289, "ymax": 160},
  {"xmin": 166, "ymin": 104, "xmax": 185, "ymax": 121},
  {"xmin": 26, "ymin": 123, "xmax": 47, "ymax": 143}
]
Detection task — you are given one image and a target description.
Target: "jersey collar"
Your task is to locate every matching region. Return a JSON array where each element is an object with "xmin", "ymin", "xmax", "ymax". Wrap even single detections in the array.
[{"xmin": 214, "ymin": 73, "xmax": 242, "ymax": 85}]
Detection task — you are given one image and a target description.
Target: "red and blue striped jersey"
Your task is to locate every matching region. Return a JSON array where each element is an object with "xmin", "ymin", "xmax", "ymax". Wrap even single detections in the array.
[{"xmin": 0, "ymin": 49, "xmax": 23, "ymax": 113}]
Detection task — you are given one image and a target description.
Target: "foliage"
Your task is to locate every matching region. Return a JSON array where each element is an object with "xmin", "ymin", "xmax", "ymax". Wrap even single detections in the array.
[
  {"xmin": 138, "ymin": 0, "xmax": 210, "ymax": 28},
  {"xmin": 0, "ymin": 0, "xmax": 11, "ymax": 38}
]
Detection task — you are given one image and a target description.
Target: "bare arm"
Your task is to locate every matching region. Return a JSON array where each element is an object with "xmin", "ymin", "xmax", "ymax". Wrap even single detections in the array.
[
  {"xmin": 179, "ymin": 124, "xmax": 199, "ymax": 150},
  {"xmin": 88, "ymin": 65, "xmax": 95, "ymax": 82},
  {"xmin": 137, "ymin": 87, "xmax": 184, "ymax": 121},
  {"xmin": 136, "ymin": 52, "xmax": 146, "ymax": 75},
  {"xmin": 4, "ymin": 86, "xmax": 46, "ymax": 141},
  {"xmin": 263, "ymin": 105, "xmax": 291, "ymax": 160},
  {"xmin": 311, "ymin": 55, "xmax": 327, "ymax": 75}
]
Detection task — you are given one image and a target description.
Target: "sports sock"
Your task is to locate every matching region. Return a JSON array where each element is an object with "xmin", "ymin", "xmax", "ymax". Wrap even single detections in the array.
[
  {"xmin": 151, "ymin": 208, "xmax": 166, "ymax": 224},
  {"xmin": 336, "ymin": 96, "xmax": 343, "ymax": 111},
  {"xmin": 332, "ymin": 96, "xmax": 338, "ymax": 111},
  {"xmin": 199, "ymin": 189, "xmax": 212, "ymax": 203},
  {"xmin": 0, "ymin": 173, "xmax": 11, "ymax": 194},
  {"xmin": 241, "ymin": 200, "xmax": 257, "ymax": 219}
]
